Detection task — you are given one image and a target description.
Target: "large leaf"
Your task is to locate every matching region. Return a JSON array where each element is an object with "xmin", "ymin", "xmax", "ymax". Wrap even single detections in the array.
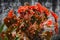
[{"xmin": 0, "ymin": 24, "xmax": 4, "ymax": 33}]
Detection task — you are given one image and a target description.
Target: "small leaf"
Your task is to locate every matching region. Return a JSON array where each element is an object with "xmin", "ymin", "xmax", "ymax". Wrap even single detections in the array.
[
  {"xmin": 15, "ymin": 37, "xmax": 19, "ymax": 40},
  {"xmin": 0, "ymin": 37, "xmax": 2, "ymax": 40},
  {"xmin": 0, "ymin": 24, "xmax": 4, "ymax": 33},
  {"xmin": 4, "ymin": 36, "xmax": 8, "ymax": 40}
]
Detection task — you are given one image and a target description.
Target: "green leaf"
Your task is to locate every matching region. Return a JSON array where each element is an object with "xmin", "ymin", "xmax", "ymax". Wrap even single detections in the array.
[
  {"xmin": 4, "ymin": 36, "xmax": 8, "ymax": 40},
  {"xmin": 15, "ymin": 37, "xmax": 19, "ymax": 40},
  {"xmin": 0, "ymin": 24, "xmax": 4, "ymax": 33},
  {"xmin": 0, "ymin": 37, "xmax": 2, "ymax": 40}
]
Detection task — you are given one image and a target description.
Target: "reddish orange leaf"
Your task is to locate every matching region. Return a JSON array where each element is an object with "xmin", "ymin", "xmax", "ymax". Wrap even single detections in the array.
[
  {"xmin": 8, "ymin": 9, "xmax": 13, "ymax": 18},
  {"xmin": 51, "ymin": 11, "xmax": 58, "ymax": 20},
  {"xmin": 47, "ymin": 20, "xmax": 52, "ymax": 26}
]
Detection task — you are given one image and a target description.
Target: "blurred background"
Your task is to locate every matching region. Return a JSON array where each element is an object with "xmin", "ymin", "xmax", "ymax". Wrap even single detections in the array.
[{"xmin": 0, "ymin": 0, "xmax": 60, "ymax": 40}]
